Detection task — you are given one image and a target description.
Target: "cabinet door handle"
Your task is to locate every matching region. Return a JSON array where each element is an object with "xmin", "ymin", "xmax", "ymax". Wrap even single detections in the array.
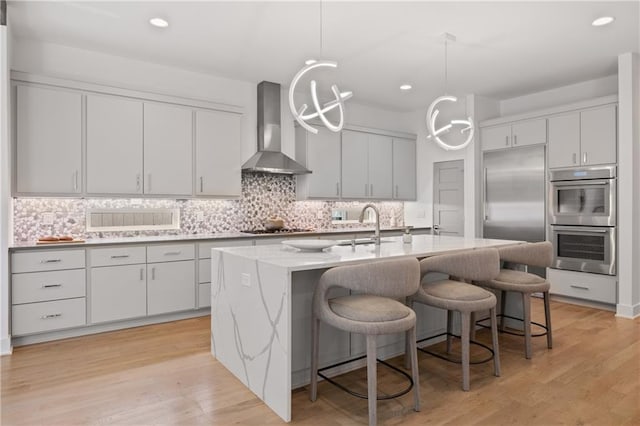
[
  {"xmin": 73, "ymin": 171, "xmax": 79, "ymax": 192},
  {"xmin": 370, "ymin": 184, "xmax": 373, "ymax": 196},
  {"xmin": 570, "ymin": 284, "xmax": 589, "ymax": 290},
  {"xmin": 136, "ymin": 174, "xmax": 141, "ymax": 192},
  {"xmin": 513, "ymin": 135, "xmax": 518, "ymax": 145},
  {"xmin": 336, "ymin": 182, "xmax": 339, "ymax": 196},
  {"xmin": 395, "ymin": 185, "xmax": 399, "ymax": 198},
  {"xmin": 40, "ymin": 259, "xmax": 61, "ymax": 264},
  {"xmin": 140, "ymin": 268, "xmax": 144, "ymax": 281},
  {"xmin": 42, "ymin": 283, "xmax": 62, "ymax": 289},
  {"xmin": 41, "ymin": 313, "xmax": 62, "ymax": 320},
  {"xmin": 147, "ymin": 174, "xmax": 152, "ymax": 192},
  {"xmin": 110, "ymin": 255, "xmax": 130, "ymax": 259},
  {"xmin": 164, "ymin": 251, "xmax": 182, "ymax": 256},
  {"xmin": 505, "ymin": 136, "xmax": 509, "ymax": 146},
  {"xmin": 583, "ymin": 152, "xmax": 588, "ymax": 164},
  {"xmin": 364, "ymin": 184, "xmax": 368, "ymax": 196},
  {"xmin": 151, "ymin": 267, "xmax": 155, "ymax": 280},
  {"xmin": 200, "ymin": 177, "xmax": 204, "ymax": 193},
  {"xmin": 573, "ymin": 153, "xmax": 577, "ymax": 164}
]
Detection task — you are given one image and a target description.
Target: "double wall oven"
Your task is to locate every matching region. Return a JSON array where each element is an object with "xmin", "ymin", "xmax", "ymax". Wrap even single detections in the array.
[{"xmin": 548, "ymin": 166, "xmax": 616, "ymax": 275}]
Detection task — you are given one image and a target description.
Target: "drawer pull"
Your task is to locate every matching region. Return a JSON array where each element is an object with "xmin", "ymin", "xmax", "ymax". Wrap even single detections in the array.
[
  {"xmin": 42, "ymin": 284, "xmax": 63, "ymax": 289},
  {"xmin": 110, "ymin": 255, "xmax": 130, "ymax": 259},
  {"xmin": 40, "ymin": 259, "xmax": 62, "ymax": 264},
  {"xmin": 41, "ymin": 313, "xmax": 62, "ymax": 319},
  {"xmin": 164, "ymin": 251, "xmax": 182, "ymax": 256},
  {"xmin": 570, "ymin": 284, "xmax": 590, "ymax": 290}
]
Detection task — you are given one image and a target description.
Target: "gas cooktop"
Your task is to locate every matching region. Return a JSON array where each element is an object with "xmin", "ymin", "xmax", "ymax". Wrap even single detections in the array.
[{"xmin": 242, "ymin": 228, "xmax": 314, "ymax": 235}]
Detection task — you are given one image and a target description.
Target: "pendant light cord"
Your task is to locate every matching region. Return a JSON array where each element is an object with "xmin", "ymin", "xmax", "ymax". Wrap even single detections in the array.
[
  {"xmin": 320, "ymin": 0, "xmax": 323, "ymax": 59},
  {"xmin": 444, "ymin": 37, "xmax": 448, "ymax": 94}
]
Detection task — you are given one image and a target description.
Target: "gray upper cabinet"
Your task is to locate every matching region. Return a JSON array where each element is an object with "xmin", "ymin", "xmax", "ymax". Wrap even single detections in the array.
[
  {"xmin": 367, "ymin": 134, "xmax": 393, "ymax": 199},
  {"xmin": 15, "ymin": 85, "xmax": 82, "ymax": 195},
  {"xmin": 86, "ymin": 94, "xmax": 143, "ymax": 195},
  {"xmin": 548, "ymin": 104, "xmax": 617, "ymax": 168},
  {"xmin": 143, "ymin": 102, "xmax": 193, "ymax": 196},
  {"xmin": 341, "ymin": 130, "xmax": 370, "ymax": 199},
  {"xmin": 195, "ymin": 109, "xmax": 242, "ymax": 197},
  {"xmin": 481, "ymin": 118, "xmax": 546, "ymax": 151},
  {"xmin": 392, "ymin": 138, "xmax": 417, "ymax": 200},
  {"xmin": 295, "ymin": 125, "xmax": 342, "ymax": 199}
]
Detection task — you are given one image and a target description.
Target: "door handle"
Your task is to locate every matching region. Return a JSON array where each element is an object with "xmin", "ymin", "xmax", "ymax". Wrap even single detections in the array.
[
  {"xmin": 572, "ymin": 153, "xmax": 577, "ymax": 164},
  {"xmin": 136, "ymin": 174, "xmax": 141, "ymax": 192},
  {"xmin": 395, "ymin": 185, "xmax": 399, "ymax": 198},
  {"xmin": 73, "ymin": 171, "xmax": 79, "ymax": 192},
  {"xmin": 200, "ymin": 176, "xmax": 204, "ymax": 193},
  {"xmin": 483, "ymin": 168, "xmax": 488, "ymax": 220},
  {"xmin": 370, "ymin": 184, "xmax": 373, "ymax": 197},
  {"xmin": 505, "ymin": 135, "xmax": 509, "ymax": 146},
  {"xmin": 42, "ymin": 283, "xmax": 63, "ymax": 289},
  {"xmin": 513, "ymin": 135, "xmax": 518, "ymax": 145},
  {"xmin": 140, "ymin": 268, "xmax": 144, "ymax": 281},
  {"xmin": 364, "ymin": 183, "xmax": 368, "ymax": 197},
  {"xmin": 151, "ymin": 267, "xmax": 156, "ymax": 280},
  {"xmin": 336, "ymin": 182, "xmax": 340, "ymax": 196},
  {"xmin": 583, "ymin": 152, "xmax": 588, "ymax": 164},
  {"xmin": 147, "ymin": 174, "xmax": 152, "ymax": 193}
]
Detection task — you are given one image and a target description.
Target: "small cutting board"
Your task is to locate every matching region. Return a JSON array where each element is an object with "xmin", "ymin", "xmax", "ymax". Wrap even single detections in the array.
[{"xmin": 36, "ymin": 239, "xmax": 85, "ymax": 245}]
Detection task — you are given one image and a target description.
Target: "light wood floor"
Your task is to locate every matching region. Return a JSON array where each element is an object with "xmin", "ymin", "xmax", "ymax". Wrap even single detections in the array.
[{"xmin": 2, "ymin": 298, "xmax": 639, "ymax": 425}]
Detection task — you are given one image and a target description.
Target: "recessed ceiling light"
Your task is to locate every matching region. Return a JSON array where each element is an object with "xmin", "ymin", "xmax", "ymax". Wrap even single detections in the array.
[
  {"xmin": 400, "ymin": 84, "xmax": 412, "ymax": 91},
  {"xmin": 149, "ymin": 17, "xmax": 169, "ymax": 28},
  {"xmin": 305, "ymin": 59, "xmax": 317, "ymax": 65},
  {"xmin": 592, "ymin": 16, "xmax": 615, "ymax": 27}
]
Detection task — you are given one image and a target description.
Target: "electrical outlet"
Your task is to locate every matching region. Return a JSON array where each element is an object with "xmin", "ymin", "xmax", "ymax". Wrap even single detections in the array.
[
  {"xmin": 241, "ymin": 273, "xmax": 251, "ymax": 287},
  {"xmin": 41, "ymin": 212, "xmax": 55, "ymax": 226},
  {"xmin": 196, "ymin": 212, "xmax": 204, "ymax": 222},
  {"xmin": 316, "ymin": 210, "xmax": 323, "ymax": 219}
]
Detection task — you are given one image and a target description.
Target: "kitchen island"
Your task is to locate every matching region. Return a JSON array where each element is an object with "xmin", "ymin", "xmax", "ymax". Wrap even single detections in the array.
[{"xmin": 210, "ymin": 234, "xmax": 521, "ymax": 421}]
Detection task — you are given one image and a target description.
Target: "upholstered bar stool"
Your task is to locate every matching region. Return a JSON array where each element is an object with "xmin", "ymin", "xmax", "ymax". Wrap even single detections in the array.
[
  {"xmin": 476, "ymin": 241, "xmax": 553, "ymax": 359},
  {"xmin": 408, "ymin": 248, "xmax": 501, "ymax": 391},
  {"xmin": 310, "ymin": 258, "xmax": 421, "ymax": 426}
]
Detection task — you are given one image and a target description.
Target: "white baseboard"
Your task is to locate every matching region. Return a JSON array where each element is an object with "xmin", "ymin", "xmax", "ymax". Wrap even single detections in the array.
[
  {"xmin": 1, "ymin": 337, "xmax": 13, "ymax": 355},
  {"xmin": 615, "ymin": 302, "xmax": 640, "ymax": 319},
  {"xmin": 549, "ymin": 294, "xmax": 616, "ymax": 312}
]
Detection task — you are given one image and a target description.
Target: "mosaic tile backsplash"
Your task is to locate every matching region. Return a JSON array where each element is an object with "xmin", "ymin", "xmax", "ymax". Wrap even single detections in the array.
[{"xmin": 13, "ymin": 174, "xmax": 404, "ymax": 242}]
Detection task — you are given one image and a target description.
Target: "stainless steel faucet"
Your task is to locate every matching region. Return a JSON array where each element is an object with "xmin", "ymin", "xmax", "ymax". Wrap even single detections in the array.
[{"xmin": 359, "ymin": 203, "xmax": 381, "ymax": 245}]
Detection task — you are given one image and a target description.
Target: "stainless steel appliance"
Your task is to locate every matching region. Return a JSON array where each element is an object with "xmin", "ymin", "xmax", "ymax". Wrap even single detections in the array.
[
  {"xmin": 549, "ymin": 225, "xmax": 616, "ymax": 275},
  {"xmin": 482, "ymin": 145, "xmax": 546, "ymax": 243},
  {"xmin": 549, "ymin": 166, "xmax": 616, "ymax": 227},
  {"xmin": 548, "ymin": 165, "xmax": 617, "ymax": 275}
]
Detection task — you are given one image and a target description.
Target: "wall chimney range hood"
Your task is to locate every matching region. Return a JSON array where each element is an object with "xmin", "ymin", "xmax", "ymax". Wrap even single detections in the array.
[{"xmin": 242, "ymin": 81, "xmax": 311, "ymax": 175}]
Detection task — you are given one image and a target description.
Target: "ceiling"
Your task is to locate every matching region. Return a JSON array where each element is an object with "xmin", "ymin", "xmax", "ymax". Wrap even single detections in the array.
[{"xmin": 7, "ymin": 1, "xmax": 640, "ymax": 112}]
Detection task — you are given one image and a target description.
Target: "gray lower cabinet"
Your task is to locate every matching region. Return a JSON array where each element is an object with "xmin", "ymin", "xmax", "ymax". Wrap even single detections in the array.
[
  {"xmin": 90, "ymin": 264, "xmax": 147, "ymax": 323},
  {"xmin": 147, "ymin": 260, "xmax": 196, "ymax": 315}
]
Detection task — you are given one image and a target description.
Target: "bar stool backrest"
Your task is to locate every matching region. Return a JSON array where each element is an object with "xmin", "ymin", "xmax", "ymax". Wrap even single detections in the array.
[
  {"xmin": 420, "ymin": 248, "xmax": 500, "ymax": 282},
  {"xmin": 498, "ymin": 242, "xmax": 552, "ymax": 268}
]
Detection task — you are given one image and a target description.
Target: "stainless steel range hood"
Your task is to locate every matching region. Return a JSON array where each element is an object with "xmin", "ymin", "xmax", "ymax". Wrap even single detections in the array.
[{"xmin": 242, "ymin": 81, "xmax": 311, "ymax": 175}]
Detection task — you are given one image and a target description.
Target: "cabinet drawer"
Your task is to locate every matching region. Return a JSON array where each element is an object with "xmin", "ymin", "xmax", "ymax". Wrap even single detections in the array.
[
  {"xmin": 198, "ymin": 258, "xmax": 211, "ymax": 283},
  {"xmin": 198, "ymin": 283, "xmax": 211, "ymax": 308},
  {"xmin": 12, "ymin": 249, "xmax": 85, "ymax": 273},
  {"xmin": 12, "ymin": 298, "xmax": 86, "ymax": 336},
  {"xmin": 147, "ymin": 243, "xmax": 195, "ymax": 263},
  {"xmin": 548, "ymin": 268, "xmax": 617, "ymax": 304},
  {"xmin": 12, "ymin": 269, "xmax": 86, "ymax": 304},
  {"xmin": 90, "ymin": 246, "xmax": 146, "ymax": 267},
  {"xmin": 198, "ymin": 240, "xmax": 252, "ymax": 259}
]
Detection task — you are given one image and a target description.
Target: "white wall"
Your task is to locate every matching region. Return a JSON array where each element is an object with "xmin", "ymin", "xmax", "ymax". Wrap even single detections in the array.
[
  {"xmin": 617, "ymin": 52, "xmax": 640, "ymax": 318},
  {"xmin": 500, "ymin": 75, "xmax": 618, "ymax": 116},
  {"xmin": 1, "ymin": 23, "xmax": 12, "ymax": 354}
]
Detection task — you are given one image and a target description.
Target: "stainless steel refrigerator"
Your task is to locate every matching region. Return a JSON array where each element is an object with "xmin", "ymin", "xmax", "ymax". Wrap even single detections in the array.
[{"xmin": 482, "ymin": 145, "xmax": 545, "ymax": 243}]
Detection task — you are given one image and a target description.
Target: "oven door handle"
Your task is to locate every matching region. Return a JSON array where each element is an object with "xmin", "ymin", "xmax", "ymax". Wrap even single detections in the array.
[
  {"xmin": 551, "ymin": 225, "xmax": 609, "ymax": 233},
  {"xmin": 551, "ymin": 180, "xmax": 611, "ymax": 187}
]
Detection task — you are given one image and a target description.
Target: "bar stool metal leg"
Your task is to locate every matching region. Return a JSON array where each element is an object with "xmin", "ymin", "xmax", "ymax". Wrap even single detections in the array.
[
  {"xmin": 366, "ymin": 335, "xmax": 377, "ymax": 426},
  {"xmin": 522, "ymin": 292, "xmax": 532, "ymax": 359},
  {"xmin": 500, "ymin": 290, "xmax": 507, "ymax": 331},
  {"xmin": 544, "ymin": 291, "xmax": 553, "ymax": 349},
  {"xmin": 310, "ymin": 317, "xmax": 320, "ymax": 401},
  {"xmin": 490, "ymin": 307, "xmax": 501, "ymax": 377},
  {"xmin": 446, "ymin": 310, "xmax": 454, "ymax": 354},
  {"xmin": 408, "ymin": 327, "xmax": 421, "ymax": 412}
]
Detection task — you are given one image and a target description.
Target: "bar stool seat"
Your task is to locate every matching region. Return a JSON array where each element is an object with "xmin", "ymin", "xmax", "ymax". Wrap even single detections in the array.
[
  {"xmin": 490, "ymin": 269, "xmax": 548, "ymax": 291},
  {"xmin": 329, "ymin": 295, "xmax": 412, "ymax": 324}
]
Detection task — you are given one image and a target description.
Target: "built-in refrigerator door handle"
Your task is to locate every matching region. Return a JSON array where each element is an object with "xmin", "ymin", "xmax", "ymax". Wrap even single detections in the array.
[
  {"xmin": 573, "ymin": 153, "xmax": 577, "ymax": 164},
  {"xmin": 483, "ymin": 168, "xmax": 488, "ymax": 220}
]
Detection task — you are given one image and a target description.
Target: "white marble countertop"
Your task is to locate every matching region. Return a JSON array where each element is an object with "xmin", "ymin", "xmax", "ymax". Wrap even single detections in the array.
[
  {"xmin": 212, "ymin": 234, "xmax": 522, "ymax": 272},
  {"xmin": 9, "ymin": 226, "xmax": 431, "ymax": 250}
]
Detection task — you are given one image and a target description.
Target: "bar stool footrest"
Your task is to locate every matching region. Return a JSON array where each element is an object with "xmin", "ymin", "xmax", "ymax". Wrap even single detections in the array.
[
  {"xmin": 417, "ymin": 332, "xmax": 494, "ymax": 365},
  {"xmin": 317, "ymin": 355, "xmax": 413, "ymax": 401},
  {"xmin": 476, "ymin": 314, "xmax": 549, "ymax": 337}
]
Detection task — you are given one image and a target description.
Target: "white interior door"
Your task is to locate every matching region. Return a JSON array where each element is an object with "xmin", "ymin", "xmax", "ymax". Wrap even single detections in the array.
[{"xmin": 433, "ymin": 160, "xmax": 464, "ymax": 236}]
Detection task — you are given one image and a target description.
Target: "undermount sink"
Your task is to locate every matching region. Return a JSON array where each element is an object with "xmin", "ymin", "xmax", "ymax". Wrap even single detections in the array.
[{"xmin": 336, "ymin": 237, "xmax": 393, "ymax": 246}]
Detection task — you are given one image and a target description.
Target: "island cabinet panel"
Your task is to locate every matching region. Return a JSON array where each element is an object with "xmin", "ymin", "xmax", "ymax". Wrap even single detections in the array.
[
  {"xmin": 15, "ymin": 85, "xmax": 82, "ymax": 195},
  {"xmin": 143, "ymin": 102, "xmax": 193, "ymax": 196},
  {"xmin": 86, "ymin": 94, "xmax": 143, "ymax": 195},
  {"xmin": 90, "ymin": 264, "xmax": 147, "ymax": 324},
  {"xmin": 147, "ymin": 260, "xmax": 196, "ymax": 315}
]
